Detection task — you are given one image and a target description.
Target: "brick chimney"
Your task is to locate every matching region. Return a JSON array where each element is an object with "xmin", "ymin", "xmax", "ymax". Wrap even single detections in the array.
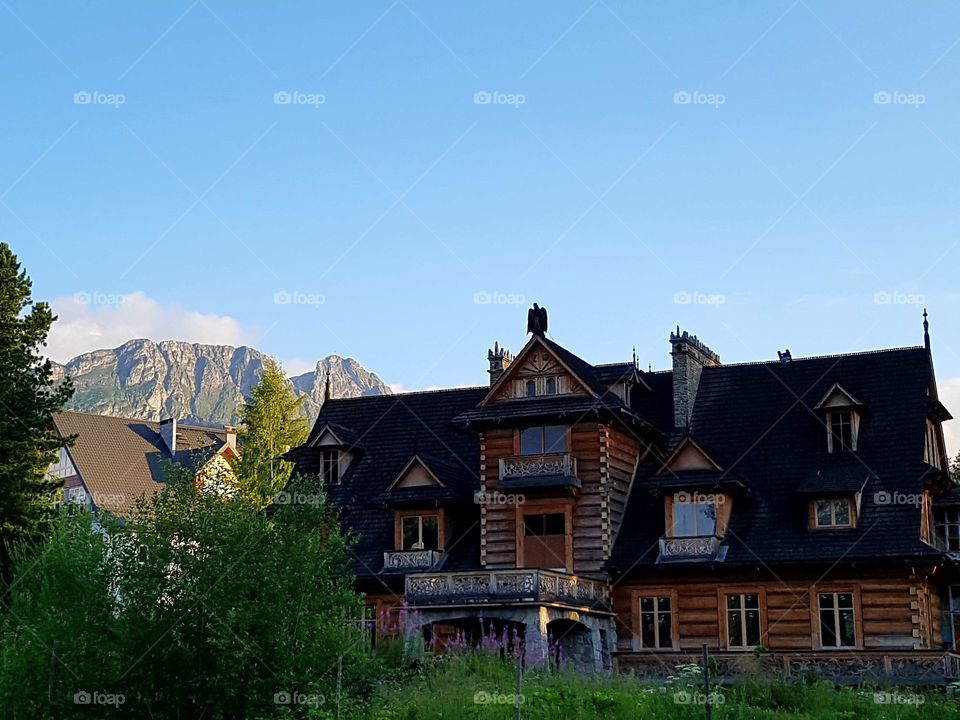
[
  {"xmin": 159, "ymin": 417, "xmax": 177, "ymax": 455},
  {"xmin": 487, "ymin": 342, "xmax": 513, "ymax": 386},
  {"xmin": 670, "ymin": 328, "xmax": 720, "ymax": 428}
]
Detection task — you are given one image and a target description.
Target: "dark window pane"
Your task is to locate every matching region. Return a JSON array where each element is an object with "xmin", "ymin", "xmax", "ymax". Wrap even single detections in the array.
[
  {"xmin": 728, "ymin": 611, "xmax": 743, "ymax": 647},
  {"xmin": 543, "ymin": 426, "xmax": 566, "ymax": 453},
  {"xmin": 526, "ymin": 380, "xmax": 536, "ymax": 397},
  {"xmin": 835, "ymin": 501, "xmax": 851, "ymax": 526},
  {"xmin": 543, "ymin": 513, "xmax": 565, "ymax": 535},
  {"xmin": 546, "ymin": 378, "xmax": 557, "ymax": 395},
  {"xmin": 818, "ymin": 593, "xmax": 834, "ymax": 610},
  {"xmin": 839, "ymin": 609, "xmax": 856, "ymax": 646},
  {"xmin": 727, "ymin": 595, "xmax": 740, "ymax": 610},
  {"xmin": 745, "ymin": 594, "xmax": 759, "ymax": 609},
  {"xmin": 819, "ymin": 610, "xmax": 837, "ymax": 647},
  {"xmin": 640, "ymin": 613, "xmax": 654, "ymax": 648},
  {"xmin": 816, "ymin": 501, "xmax": 833, "ymax": 526},
  {"xmin": 520, "ymin": 428, "xmax": 542, "ymax": 455},
  {"xmin": 421, "ymin": 516, "xmax": 439, "ymax": 550},
  {"xmin": 657, "ymin": 597, "xmax": 671, "ymax": 612},
  {"xmin": 402, "ymin": 517, "xmax": 419, "ymax": 549},
  {"xmin": 838, "ymin": 593, "xmax": 853, "ymax": 609},
  {"xmin": 640, "ymin": 597, "xmax": 653, "ymax": 612},
  {"xmin": 658, "ymin": 612, "xmax": 672, "ymax": 648},
  {"xmin": 746, "ymin": 610, "xmax": 761, "ymax": 646}
]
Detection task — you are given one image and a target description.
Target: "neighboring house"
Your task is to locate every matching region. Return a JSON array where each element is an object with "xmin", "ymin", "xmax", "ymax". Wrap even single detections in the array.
[
  {"xmin": 50, "ymin": 412, "xmax": 240, "ymax": 517},
  {"xmin": 288, "ymin": 305, "xmax": 960, "ymax": 681}
]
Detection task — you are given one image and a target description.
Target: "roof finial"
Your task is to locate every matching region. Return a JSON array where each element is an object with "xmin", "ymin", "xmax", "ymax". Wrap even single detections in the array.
[
  {"xmin": 923, "ymin": 308, "xmax": 930, "ymax": 351},
  {"xmin": 324, "ymin": 372, "xmax": 332, "ymax": 402},
  {"xmin": 632, "ymin": 345, "xmax": 637, "ymax": 368}
]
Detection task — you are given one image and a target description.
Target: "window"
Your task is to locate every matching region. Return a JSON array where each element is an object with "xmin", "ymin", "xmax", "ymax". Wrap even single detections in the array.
[
  {"xmin": 522, "ymin": 512, "xmax": 567, "ymax": 569},
  {"xmin": 519, "ymin": 425, "xmax": 565, "ymax": 455},
  {"xmin": 545, "ymin": 377, "xmax": 557, "ymax": 395},
  {"xmin": 726, "ymin": 594, "xmax": 762, "ymax": 648},
  {"xmin": 671, "ymin": 496, "xmax": 717, "ymax": 537},
  {"xmin": 938, "ymin": 508, "xmax": 960, "ymax": 551},
  {"xmin": 818, "ymin": 592, "xmax": 857, "ymax": 647},
  {"xmin": 945, "ymin": 585, "xmax": 960, "ymax": 651},
  {"xmin": 525, "ymin": 379, "xmax": 536, "ymax": 397},
  {"xmin": 827, "ymin": 411, "xmax": 856, "ymax": 452},
  {"xmin": 523, "ymin": 513, "xmax": 565, "ymax": 536},
  {"xmin": 401, "ymin": 514, "xmax": 439, "ymax": 550},
  {"xmin": 814, "ymin": 498, "xmax": 853, "ymax": 528},
  {"xmin": 322, "ymin": 450, "xmax": 340, "ymax": 485},
  {"xmin": 638, "ymin": 596, "xmax": 673, "ymax": 649}
]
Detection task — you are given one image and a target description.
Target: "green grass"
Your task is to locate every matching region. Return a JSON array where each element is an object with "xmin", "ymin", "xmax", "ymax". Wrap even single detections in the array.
[{"xmin": 367, "ymin": 655, "xmax": 960, "ymax": 720}]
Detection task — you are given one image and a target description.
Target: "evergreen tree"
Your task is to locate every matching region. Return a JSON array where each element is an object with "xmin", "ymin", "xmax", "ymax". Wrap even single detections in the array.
[
  {"xmin": 0, "ymin": 242, "xmax": 74, "ymax": 558},
  {"xmin": 236, "ymin": 358, "xmax": 307, "ymax": 505}
]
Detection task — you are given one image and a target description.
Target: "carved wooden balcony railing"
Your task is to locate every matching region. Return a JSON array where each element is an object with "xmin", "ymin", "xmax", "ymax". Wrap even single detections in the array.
[
  {"xmin": 498, "ymin": 453, "xmax": 578, "ymax": 487},
  {"xmin": 658, "ymin": 535, "xmax": 721, "ymax": 560},
  {"xmin": 405, "ymin": 568, "xmax": 610, "ymax": 610},
  {"xmin": 383, "ymin": 549, "xmax": 443, "ymax": 572}
]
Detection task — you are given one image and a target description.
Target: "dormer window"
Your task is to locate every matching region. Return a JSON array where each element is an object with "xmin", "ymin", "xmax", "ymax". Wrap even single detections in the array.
[
  {"xmin": 525, "ymin": 379, "xmax": 536, "ymax": 397},
  {"xmin": 670, "ymin": 494, "xmax": 717, "ymax": 537},
  {"xmin": 519, "ymin": 425, "xmax": 566, "ymax": 455},
  {"xmin": 322, "ymin": 449, "xmax": 340, "ymax": 485},
  {"xmin": 401, "ymin": 513, "xmax": 439, "ymax": 551},
  {"xmin": 811, "ymin": 498, "xmax": 855, "ymax": 529},
  {"xmin": 827, "ymin": 411, "xmax": 857, "ymax": 453}
]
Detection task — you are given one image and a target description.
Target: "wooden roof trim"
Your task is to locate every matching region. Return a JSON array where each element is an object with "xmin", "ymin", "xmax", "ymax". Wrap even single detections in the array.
[
  {"xmin": 814, "ymin": 383, "xmax": 864, "ymax": 411},
  {"xmin": 479, "ymin": 335, "xmax": 600, "ymax": 406},
  {"xmin": 656, "ymin": 435, "xmax": 724, "ymax": 474},
  {"xmin": 386, "ymin": 455, "xmax": 447, "ymax": 491},
  {"xmin": 307, "ymin": 424, "xmax": 344, "ymax": 447}
]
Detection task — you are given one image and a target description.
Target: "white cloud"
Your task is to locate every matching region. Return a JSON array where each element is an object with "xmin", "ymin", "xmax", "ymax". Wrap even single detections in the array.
[
  {"xmin": 940, "ymin": 376, "xmax": 960, "ymax": 460},
  {"xmin": 281, "ymin": 357, "xmax": 318, "ymax": 377},
  {"xmin": 46, "ymin": 291, "xmax": 254, "ymax": 363}
]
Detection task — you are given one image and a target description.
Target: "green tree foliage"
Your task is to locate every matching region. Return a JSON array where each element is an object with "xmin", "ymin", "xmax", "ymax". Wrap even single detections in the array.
[
  {"xmin": 951, "ymin": 450, "xmax": 960, "ymax": 484},
  {"xmin": 0, "ymin": 242, "xmax": 73, "ymax": 560},
  {"xmin": 236, "ymin": 358, "xmax": 308, "ymax": 506},
  {"xmin": 0, "ymin": 476, "xmax": 374, "ymax": 719}
]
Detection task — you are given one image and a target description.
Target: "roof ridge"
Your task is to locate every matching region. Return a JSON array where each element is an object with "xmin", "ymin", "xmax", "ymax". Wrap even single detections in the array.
[
  {"xmin": 55, "ymin": 410, "xmax": 224, "ymax": 433},
  {"xmin": 708, "ymin": 345, "xmax": 925, "ymax": 369},
  {"xmin": 324, "ymin": 386, "xmax": 486, "ymax": 402}
]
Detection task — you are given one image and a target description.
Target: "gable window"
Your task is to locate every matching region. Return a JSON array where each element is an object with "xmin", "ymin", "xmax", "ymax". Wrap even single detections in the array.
[
  {"xmin": 726, "ymin": 594, "xmax": 762, "ymax": 648},
  {"xmin": 519, "ymin": 425, "xmax": 566, "ymax": 455},
  {"xmin": 322, "ymin": 450, "xmax": 340, "ymax": 485},
  {"xmin": 401, "ymin": 514, "xmax": 439, "ymax": 551},
  {"xmin": 525, "ymin": 379, "xmax": 536, "ymax": 397},
  {"xmin": 638, "ymin": 596, "xmax": 673, "ymax": 649},
  {"xmin": 545, "ymin": 377, "xmax": 557, "ymax": 395},
  {"xmin": 818, "ymin": 592, "xmax": 857, "ymax": 647},
  {"xmin": 813, "ymin": 498, "xmax": 853, "ymax": 528},
  {"xmin": 671, "ymin": 496, "xmax": 717, "ymax": 537},
  {"xmin": 827, "ymin": 411, "xmax": 857, "ymax": 452},
  {"xmin": 938, "ymin": 509, "xmax": 960, "ymax": 552}
]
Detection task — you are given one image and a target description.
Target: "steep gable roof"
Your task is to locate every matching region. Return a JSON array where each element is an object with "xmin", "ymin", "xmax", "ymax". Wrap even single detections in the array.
[{"xmin": 52, "ymin": 411, "xmax": 229, "ymax": 517}]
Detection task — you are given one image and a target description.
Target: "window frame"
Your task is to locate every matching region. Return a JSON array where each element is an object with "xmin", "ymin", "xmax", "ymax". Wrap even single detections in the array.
[
  {"xmin": 631, "ymin": 588, "xmax": 679, "ymax": 651},
  {"xmin": 668, "ymin": 496, "xmax": 719, "ymax": 538},
  {"xmin": 721, "ymin": 591, "xmax": 765, "ymax": 650},
  {"xmin": 810, "ymin": 586, "xmax": 861, "ymax": 649},
  {"xmin": 945, "ymin": 585, "xmax": 960, "ymax": 651},
  {"xmin": 517, "ymin": 425, "xmax": 568, "ymax": 456},
  {"xmin": 938, "ymin": 508, "xmax": 960, "ymax": 552},
  {"xmin": 394, "ymin": 509, "xmax": 444, "ymax": 552},
  {"xmin": 322, "ymin": 449, "xmax": 341, "ymax": 485},
  {"xmin": 515, "ymin": 500, "xmax": 573, "ymax": 572},
  {"xmin": 826, "ymin": 410, "xmax": 858, "ymax": 453},
  {"xmin": 810, "ymin": 497, "xmax": 856, "ymax": 530}
]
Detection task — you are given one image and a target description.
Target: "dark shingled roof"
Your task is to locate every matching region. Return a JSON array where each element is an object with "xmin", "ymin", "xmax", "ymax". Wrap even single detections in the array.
[
  {"xmin": 608, "ymin": 346, "xmax": 944, "ymax": 571},
  {"xmin": 292, "ymin": 388, "xmax": 487, "ymax": 579}
]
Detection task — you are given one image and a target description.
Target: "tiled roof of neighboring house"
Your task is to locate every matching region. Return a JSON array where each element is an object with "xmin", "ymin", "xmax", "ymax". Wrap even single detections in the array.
[
  {"xmin": 52, "ymin": 411, "xmax": 229, "ymax": 517},
  {"xmin": 608, "ymin": 346, "xmax": 944, "ymax": 571},
  {"xmin": 290, "ymin": 388, "xmax": 487, "ymax": 579}
]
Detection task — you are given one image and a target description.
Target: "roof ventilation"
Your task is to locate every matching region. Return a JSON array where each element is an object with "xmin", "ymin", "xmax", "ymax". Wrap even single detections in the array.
[{"xmin": 777, "ymin": 349, "xmax": 792, "ymax": 367}]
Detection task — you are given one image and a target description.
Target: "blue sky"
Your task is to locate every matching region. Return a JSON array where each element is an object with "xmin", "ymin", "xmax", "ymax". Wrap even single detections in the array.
[{"xmin": 3, "ymin": 1, "xmax": 960, "ymax": 447}]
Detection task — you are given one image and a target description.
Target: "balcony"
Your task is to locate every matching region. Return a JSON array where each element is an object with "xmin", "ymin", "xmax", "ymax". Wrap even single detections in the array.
[
  {"xmin": 406, "ymin": 568, "xmax": 610, "ymax": 610},
  {"xmin": 498, "ymin": 453, "xmax": 580, "ymax": 491},
  {"xmin": 658, "ymin": 535, "xmax": 723, "ymax": 561},
  {"xmin": 383, "ymin": 549, "xmax": 444, "ymax": 572}
]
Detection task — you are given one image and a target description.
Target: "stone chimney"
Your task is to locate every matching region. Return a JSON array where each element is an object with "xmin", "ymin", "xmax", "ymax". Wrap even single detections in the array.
[
  {"xmin": 670, "ymin": 328, "xmax": 720, "ymax": 428},
  {"xmin": 487, "ymin": 342, "xmax": 513, "ymax": 386},
  {"xmin": 159, "ymin": 417, "xmax": 177, "ymax": 455},
  {"xmin": 223, "ymin": 425, "xmax": 237, "ymax": 452}
]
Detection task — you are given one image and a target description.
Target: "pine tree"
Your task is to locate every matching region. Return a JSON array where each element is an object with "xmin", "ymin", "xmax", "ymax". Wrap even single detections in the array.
[
  {"xmin": 236, "ymin": 358, "xmax": 307, "ymax": 506},
  {"xmin": 0, "ymin": 242, "xmax": 74, "ymax": 559}
]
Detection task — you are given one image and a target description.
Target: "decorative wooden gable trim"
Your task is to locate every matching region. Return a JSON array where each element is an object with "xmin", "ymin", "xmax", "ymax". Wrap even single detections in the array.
[
  {"xmin": 814, "ymin": 383, "xmax": 863, "ymax": 410},
  {"xmin": 387, "ymin": 455, "xmax": 446, "ymax": 490},
  {"xmin": 657, "ymin": 436, "xmax": 722, "ymax": 474},
  {"xmin": 481, "ymin": 336, "xmax": 595, "ymax": 404},
  {"xmin": 308, "ymin": 425, "xmax": 344, "ymax": 448}
]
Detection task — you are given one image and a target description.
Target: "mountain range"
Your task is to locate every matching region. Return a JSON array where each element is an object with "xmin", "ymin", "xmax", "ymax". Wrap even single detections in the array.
[{"xmin": 50, "ymin": 339, "xmax": 391, "ymax": 427}]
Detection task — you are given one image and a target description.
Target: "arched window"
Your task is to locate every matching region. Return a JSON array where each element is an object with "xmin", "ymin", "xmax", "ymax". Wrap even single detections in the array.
[
  {"xmin": 525, "ymin": 379, "xmax": 536, "ymax": 397},
  {"xmin": 545, "ymin": 377, "xmax": 557, "ymax": 395}
]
